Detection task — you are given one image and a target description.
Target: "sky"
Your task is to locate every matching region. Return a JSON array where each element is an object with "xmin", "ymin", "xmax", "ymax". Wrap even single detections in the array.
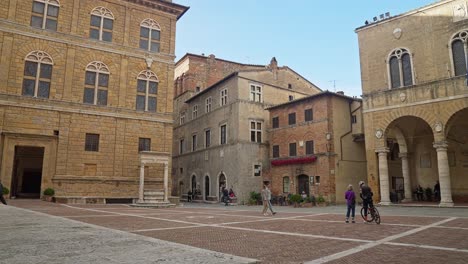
[{"xmin": 174, "ymin": 0, "xmax": 436, "ymax": 97}]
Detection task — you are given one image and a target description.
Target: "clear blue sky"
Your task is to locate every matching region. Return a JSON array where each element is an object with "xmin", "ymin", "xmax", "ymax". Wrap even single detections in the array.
[{"xmin": 174, "ymin": 0, "xmax": 435, "ymax": 97}]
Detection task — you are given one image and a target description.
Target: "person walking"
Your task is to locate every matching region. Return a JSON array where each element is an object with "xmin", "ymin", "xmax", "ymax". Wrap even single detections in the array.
[
  {"xmin": 0, "ymin": 181, "xmax": 7, "ymax": 205},
  {"xmin": 261, "ymin": 181, "xmax": 276, "ymax": 216},
  {"xmin": 359, "ymin": 181, "xmax": 373, "ymax": 222},
  {"xmin": 345, "ymin": 184, "xmax": 356, "ymax": 223},
  {"xmin": 434, "ymin": 181, "xmax": 441, "ymax": 202}
]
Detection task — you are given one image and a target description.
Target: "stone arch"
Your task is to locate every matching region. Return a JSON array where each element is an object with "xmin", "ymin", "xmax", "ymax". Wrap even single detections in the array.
[
  {"xmin": 203, "ymin": 173, "xmax": 211, "ymax": 200},
  {"xmin": 217, "ymin": 171, "xmax": 227, "ymax": 201},
  {"xmin": 190, "ymin": 173, "xmax": 197, "ymax": 194},
  {"xmin": 444, "ymin": 100, "xmax": 468, "ymax": 136}
]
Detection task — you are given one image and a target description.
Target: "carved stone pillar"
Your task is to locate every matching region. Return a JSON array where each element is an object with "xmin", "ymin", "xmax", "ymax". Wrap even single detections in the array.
[
  {"xmin": 138, "ymin": 164, "xmax": 145, "ymax": 203},
  {"xmin": 376, "ymin": 147, "xmax": 391, "ymax": 205},
  {"xmin": 399, "ymin": 152, "xmax": 412, "ymax": 202},
  {"xmin": 433, "ymin": 141, "xmax": 454, "ymax": 207}
]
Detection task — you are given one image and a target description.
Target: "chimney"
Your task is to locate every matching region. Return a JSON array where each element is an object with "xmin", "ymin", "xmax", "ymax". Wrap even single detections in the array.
[
  {"xmin": 269, "ymin": 57, "xmax": 278, "ymax": 80},
  {"xmin": 337, "ymin": 91, "xmax": 344, "ymax": 95}
]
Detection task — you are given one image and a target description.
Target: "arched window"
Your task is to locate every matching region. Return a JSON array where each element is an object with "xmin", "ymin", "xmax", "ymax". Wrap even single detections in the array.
[
  {"xmin": 84, "ymin": 61, "xmax": 109, "ymax": 105},
  {"xmin": 30, "ymin": 0, "xmax": 60, "ymax": 30},
  {"xmin": 90, "ymin": 7, "xmax": 114, "ymax": 42},
  {"xmin": 140, "ymin": 19, "xmax": 161, "ymax": 52},
  {"xmin": 388, "ymin": 48, "xmax": 413, "ymax": 88},
  {"xmin": 136, "ymin": 70, "xmax": 158, "ymax": 112},
  {"xmin": 22, "ymin": 51, "xmax": 53, "ymax": 98},
  {"xmin": 282, "ymin": 176, "xmax": 290, "ymax": 193},
  {"xmin": 451, "ymin": 30, "xmax": 468, "ymax": 76}
]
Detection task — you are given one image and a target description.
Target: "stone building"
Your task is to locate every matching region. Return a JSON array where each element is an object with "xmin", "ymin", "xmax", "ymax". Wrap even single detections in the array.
[
  {"xmin": 267, "ymin": 91, "xmax": 366, "ymax": 203},
  {"xmin": 172, "ymin": 57, "xmax": 321, "ymax": 203},
  {"xmin": 0, "ymin": 0, "xmax": 188, "ymax": 203},
  {"xmin": 356, "ymin": 0, "xmax": 468, "ymax": 205}
]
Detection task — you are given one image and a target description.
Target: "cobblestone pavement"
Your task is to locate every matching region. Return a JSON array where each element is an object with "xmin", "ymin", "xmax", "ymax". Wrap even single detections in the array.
[{"xmin": 5, "ymin": 200, "xmax": 468, "ymax": 264}]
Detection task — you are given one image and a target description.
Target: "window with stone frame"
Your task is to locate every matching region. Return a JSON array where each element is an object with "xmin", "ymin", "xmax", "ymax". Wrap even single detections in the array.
[
  {"xmin": 289, "ymin": 142, "xmax": 297, "ymax": 157},
  {"xmin": 288, "ymin": 95, "xmax": 294, "ymax": 101},
  {"xmin": 83, "ymin": 61, "xmax": 109, "ymax": 105},
  {"xmin": 388, "ymin": 48, "xmax": 413, "ymax": 88},
  {"xmin": 288, "ymin": 112, "xmax": 296, "ymax": 125},
  {"xmin": 305, "ymin": 108, "xmax": 313, "ymax": 122},
  {"xmin": 306, "ymin": 140, "xmax": 314, "ymax": 155},
  {"xmin": 85, "ymin": 133, "xmax": 100, "ymax": 152},
  {"xmin": 30, "ymin": 0, "xmax": 60, "ymax": 31},
  {"xmin": 451, "ymin": 30, "xmax": 468, "ymax": 76},
  {"xmin": 89, "ymin": 7, "xmax": 114, "ymax": 42},
  {"xmin": 205, "ymin": 129, "xmax": 211, "ymax": 148},
  {"xmin": 192, "ymin": 134, "xmax": 197, "ymax": 151},
  {"xmin": 250, "ymin": 121, "xmax": 262, "ymax": 143},
  {"xmin": 140, "ymin": 18, "xmax": 161, "ymax": 52},
  {"xmin": 136, "ymin": 70, "xmax": 158, "ymax": 112},
  {"xmin": 351, "ymin": 115, "xmax": 357, "ymax": 124},
  {"xmin": 138, "ymin": 138, "xmax": 151, "ymax": 152},
  {"xmin": 22, "ymin": 51, "xmax": 53, "ymax": 98},
  {"xmin": 192, "ymin": 105, "xmax": 198, "ymax": 119},
  {"xmin": 272, "ymin": 145, "xmax": 279, "ymax": 158},
  {"xmin": 250, "ymin": 84, "xmax": 262, "ymax": 102},
  {"xmin": 179, "ymin": 138, "xmax": 184, "ymax": 154},
  {"xmin": 180, "ymin": 112, "xmax": 185, "ymax": 125},
  {"xmin": 220, "ymin": 124, "xmax": 227, "ymax": 145},
  {"xmin": 205, "ymin": 97, "xmax": 212, "ymax": 113},
  {"xmin": 272, "ymin": 116, "xmax": 279, "ymax": 128},
  {"xmin": 283, "ymin": 177, "xmax": 290, "ymax": 193},
  {"xmin": 220, "ymin": 88, "xmax": 228, "ymax": 106}
]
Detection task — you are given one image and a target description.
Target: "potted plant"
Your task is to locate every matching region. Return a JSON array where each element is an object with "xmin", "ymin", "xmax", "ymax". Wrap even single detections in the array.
[
  {"xmin": 2, "ymin": 186, "xmax": 9, "ymax": 196},
  {"xmin": 42, "ymin": 188, "xmax": 55, "ymax": 202},
  {"xmin": 425, "ymin": 187, "xmax": 433, "ymax": 202},
  {"xmin": 289, "ymin": 194, "xmax": 302, "ymax": 207},
  {"xmin": 316, "ymin": 195, "xmax": 326, "ymax": 206},
  {"xmin": 249, "ymin": 191, "xmax": 261, "ymax": 205}
]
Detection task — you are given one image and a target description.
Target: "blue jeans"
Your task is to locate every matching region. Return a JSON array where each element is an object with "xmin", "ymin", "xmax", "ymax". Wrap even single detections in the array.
[
  {"xmin": 267, "ymin": 200, "xmax": 275, "ymax": 213},
  {"xmin": 346, "ymin": 204, "xmax": 355, "ymax": 218}
]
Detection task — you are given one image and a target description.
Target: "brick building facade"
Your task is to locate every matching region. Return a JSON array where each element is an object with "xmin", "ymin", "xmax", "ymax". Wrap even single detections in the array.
[
  {"xmin": 0, "ymin": 0, "xmax": 188, "ymax": 203},
  {"xmin": 356, "ymin": 0, "xmax": 468, "ymax": 205}
]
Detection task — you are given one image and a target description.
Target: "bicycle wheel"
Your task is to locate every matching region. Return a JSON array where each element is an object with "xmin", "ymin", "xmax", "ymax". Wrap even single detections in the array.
[
  {"xmin": 373, "ymin": 207, "xmax": 381, "ymax": 224},
  {"xmin": 360, "ymin": 207, "xmax": 374, "ymax": 222}
]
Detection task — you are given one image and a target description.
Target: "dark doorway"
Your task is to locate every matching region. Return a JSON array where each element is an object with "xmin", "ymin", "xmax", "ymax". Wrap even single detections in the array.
[
  {"xmin": 219, "ymin": 173, "xmax": 226, "ymax": 201},
  {"xmin": 205, "ymin": 175, "xmax": 210, "ymax": 199},
  {"xmin": 191, "ymin": 175, "xmax": 197, "ymax": 194},
  {"xmin": 297, "ymin": 174, "xmax": 310, "ymax": 196},
  {"xmin": 12, "ymin": 146, "xmax": 45, "ymax": 198}
]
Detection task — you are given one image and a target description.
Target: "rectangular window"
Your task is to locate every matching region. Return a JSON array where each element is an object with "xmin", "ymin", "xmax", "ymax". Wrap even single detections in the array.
[
  {"xmin": 84, "ymin": 71, "xmax": 108, "ymax": 105},
  {"xmin": 250, "ymin": 121, "xmax": 262, "ymax": 143},
  {"xmin": 305, "ymin": 108, "xmax": 313, "ymax": 122},
  {"xmin": 22, "ymin": 60, "xmax": 52, "ymax": 99},
  {"xmin": 306, "ymin": 140, "xmax": 314, "ymax": 155},
  {"xmin": 289, "ymin": 142, "xmax": 297, "ymax": 157},
  {"xmin": 85, "ymin": 133, "xmax": 99, "ymax": 152},
  {"xmin": 192, "ymin": 105, "xmax": 198, "ymax": 119},
  {"xmin": 288, "ymin": 113, "xmax": 296, "ymax": 125},
  {"xmin": 192, "ymin": 134, "xmax": 197, "ymax": 151},
  {"xmin": 179, "ymin": 139, "xmax": 184, "ymax": 154},
  {"xmin": 283, "ymin": 177, "xmax": 290, "ymax": 193},
  {"xmin": 205, "ymin": 130, "xmax": 211, "ymax": 148},
  {"xmin": 90, "ymin": 15, "xmax": 113, "ymax": 42},
  {"xmin": 254, "ymin": 164, "xmax": 262, "ymax": 177},
  {"xmin": 272, "ymin": 117, "xmax": 279, "ymax": 129},
  {"xmin": 249, "ymin": 84, "xmax": 262, "ymax": 102},
  {"xmin": 138, "ymin": 138, "xmax": 151, "ymax": 152},
  {"xmin": 288, "ymin": 83, "xmax": 292, "ymax": 89},
  {"xmin": 288, "ymin": 95, "xmax": 294, "ymax": 101},
  {"xmin": 352, "ymin": 115, "xmax": 357, "ymax": 124},
  {"xmin": 31, "ymin": 1, "xmax": 59, "ymax": 31},
  {"xmin": 220, "ymin": 124, "xmax": 227, "ymax": 145},
  {"xmin": 140, "ymin": 26, "xmax": 160, "ymax": 52},
  {"xmin": 205, "ymin": 97, "xmax": 212, "ymax": 113},
  {"xmin": 180, "ymin": 112, "xmax": 185, "ymax": 125},
  {"xmin": 136, "ymin": 79, "xmax": 158, "ymax": 112},
  {"xmin": 220, "ymin": 89, "xmax": 227, "ymax": 106},
  {"xmin": 272, "ymin": 145, "xmax": 279, "ymax": 158}
]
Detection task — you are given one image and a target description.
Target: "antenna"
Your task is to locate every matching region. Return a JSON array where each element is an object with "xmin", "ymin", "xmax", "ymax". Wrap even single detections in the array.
[{"xmin": 329, "ymin": 80, "xmax": 337, "ymax": 92}]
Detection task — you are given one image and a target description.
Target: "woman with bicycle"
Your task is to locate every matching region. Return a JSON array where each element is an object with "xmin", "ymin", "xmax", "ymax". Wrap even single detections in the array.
[{"xmin": 359, "ymin": 181, "xmax": 374, "ymax": 222}]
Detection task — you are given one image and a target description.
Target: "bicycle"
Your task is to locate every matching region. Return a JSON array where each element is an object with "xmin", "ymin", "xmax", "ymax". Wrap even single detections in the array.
[{"xmin": 360, "ymin": 203, "xmax": 381, "ymax": 224}]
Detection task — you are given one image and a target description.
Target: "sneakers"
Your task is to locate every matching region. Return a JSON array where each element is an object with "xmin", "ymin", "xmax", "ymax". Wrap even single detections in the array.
[
  {"xmin": 345, "ymin": 218, "xmax": 349, "ymax": 223},
  {"xmin": 272, "ymin": 212, "xmax": 277, "ymax": 215},
  {"xmin": 352, "ymin": 218, "xmax": 355, "ymax": 223}
]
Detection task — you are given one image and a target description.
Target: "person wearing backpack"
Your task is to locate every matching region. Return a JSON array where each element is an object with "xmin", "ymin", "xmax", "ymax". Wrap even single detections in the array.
[{"xmin": 345, "ymin": 184, "xmax": 355, "ymax": 223}]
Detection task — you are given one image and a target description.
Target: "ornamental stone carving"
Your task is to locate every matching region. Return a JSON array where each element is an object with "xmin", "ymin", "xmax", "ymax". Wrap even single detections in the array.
[
  {"xmin": 393, "ymin": 28, "xmax": 402, "ymax": 39},
  {"xmin": 375, "ymin": 129, "xmax": 383, "ymax": 139}
]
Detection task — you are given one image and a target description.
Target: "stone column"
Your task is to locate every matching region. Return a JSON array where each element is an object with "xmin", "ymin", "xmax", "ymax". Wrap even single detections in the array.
[
  {"xmin": 164, "ymin": 162, "xmax": 169, "ymax": 202},
  {"xmin": 376, "ymin": 147, "xmax": 391, "ymax": 205},
  {"xmin": 399, "ymin": 153, "xmax": 412, "ymax": 202},
  {"xmin": 433, "ymin": 141, "xmax": 454, "ymax": 207},
  {"xmin": 138, "ymin": 164, "xmax": 145, "ymax": 203}
]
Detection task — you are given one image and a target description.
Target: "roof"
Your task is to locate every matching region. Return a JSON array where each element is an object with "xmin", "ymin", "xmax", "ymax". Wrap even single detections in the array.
[
  {"xmin": 266, "ymin": 91, "xmax": 362, "ymax": 111},
  {"xmin": 122, "ymin": 0, "xmax": 189, "ymax": 20},
  {"xmin": 355, "ymin": 0, "xmax": 444, "ymax": 32},
  {"xmin": 175, "ymin": 53, "xmax": 266, "ymax": 68},
  {"xmin": 185, "ymin": 72, "xmax": 238, "ymax": 103}
]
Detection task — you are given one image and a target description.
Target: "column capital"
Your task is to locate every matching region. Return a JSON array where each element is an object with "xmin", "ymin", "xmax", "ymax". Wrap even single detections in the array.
[
  {"xmin": 433, "ymin": 141, "xmax": 448, "ymax": 151},
  {"xmin": 398, "ymin": 152, "xmax": 409, "ymax": 159},
  {"xmin": 375, "ymin": 147, "xmax": 389, "ymax": 154}
]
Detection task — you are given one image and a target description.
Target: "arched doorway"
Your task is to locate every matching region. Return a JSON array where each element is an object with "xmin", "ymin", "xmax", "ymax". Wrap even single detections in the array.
[
  {"xmin": 204, "ymin": 175, "xmax": 210, "ymax": 200},
  {"xmin": 191, "ymin": 175, "xmax": 197, "ymax": 195},
  {"xmin": 297, "ymin": 174, "xmax": 310, "ymax": 196},
  {"xmin": 218, "ymin": 173, "xmax": 226, "ymax": 201}
]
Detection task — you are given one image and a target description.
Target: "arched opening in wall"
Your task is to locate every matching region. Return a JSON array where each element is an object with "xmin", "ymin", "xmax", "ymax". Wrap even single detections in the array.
[
  {"xmin": 191, "ymin": 175, "xmax": 197, "ymax": 197},
  {"xmin": 384, "ymin": 116, "xmax": 434, "ymax": 203},
  {"xmin": 445, "ymin": 107, "xmax": 468, "ymax": 202},
  {"xmin": 297, "ymin": 174, "xmax": 310, "ymax": 196},
  {"xmin": 204, "ymin": 175, "xmax": 210, "ymax": 200},
  {"xmin": 218, "ymin": 173, "xmax": 226, "ymax": 201}
]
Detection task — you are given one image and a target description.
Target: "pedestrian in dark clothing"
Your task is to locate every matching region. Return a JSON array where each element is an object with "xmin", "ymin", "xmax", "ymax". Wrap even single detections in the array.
[
  {"xmin": 0, "ymin": 181, "xmax": 7, "ymax": 205},
  {"xmin": 187, "ymin": 190, "xmax": 192, "ymax": 202},
  {"xmin": 222, "ymin": 188, "xmax": 229, "ymax": 206},
  {"xmin": 345, "ymin": 184, "xmax": 355, "ymax": 223},
  {"xmin": 416, "ymin": 185, "xmax": 423, "ymax": 201},
  {"xmin": 434, "ymin": 181, "xmax": 440, "ymax": 202},
  {"xmin": 359, "ymin": 181, "xmax": 373, "ymax": 222}
]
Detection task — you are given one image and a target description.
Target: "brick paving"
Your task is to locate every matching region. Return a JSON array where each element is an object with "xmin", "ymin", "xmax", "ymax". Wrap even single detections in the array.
[{"xmin": 6, "ymin": 200, "xmax": 468, "ymax": 263}]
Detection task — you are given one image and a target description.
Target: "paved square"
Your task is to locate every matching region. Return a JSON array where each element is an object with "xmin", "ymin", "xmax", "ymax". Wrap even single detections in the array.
[{"xmin": 6, "ymin": 200, "xmax": 468, "ymax": 263}]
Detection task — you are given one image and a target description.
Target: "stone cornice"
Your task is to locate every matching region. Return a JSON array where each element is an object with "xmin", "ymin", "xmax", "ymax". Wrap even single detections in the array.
[
  {"xmin": 0, "ymin": 20, "xmax": 176, "ymax": 64},
  {"xmin": 122, "ymin": 0, "xmax": 189, "ymax": 20}
]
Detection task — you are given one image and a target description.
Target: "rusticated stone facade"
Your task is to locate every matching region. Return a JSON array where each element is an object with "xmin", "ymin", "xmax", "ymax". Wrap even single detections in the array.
[{"xmin": 0, "ymin": 0, "xmax": 188, "ymax": 203}]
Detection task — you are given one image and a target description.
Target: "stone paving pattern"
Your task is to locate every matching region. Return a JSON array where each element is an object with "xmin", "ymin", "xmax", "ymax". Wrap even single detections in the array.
[{"xmin": 4, "ymin": 200, "xmax": 468, "ymax": 263}]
